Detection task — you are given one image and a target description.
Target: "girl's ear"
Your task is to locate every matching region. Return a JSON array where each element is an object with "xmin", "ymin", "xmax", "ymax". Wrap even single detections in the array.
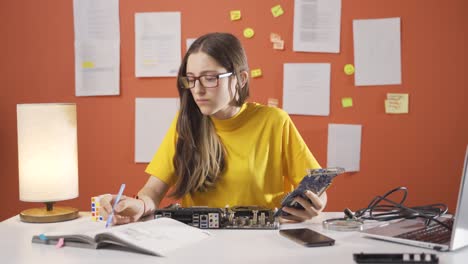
[{"xmin": 239, "ymin": 70, "xmax": 249, "ymax": 88}]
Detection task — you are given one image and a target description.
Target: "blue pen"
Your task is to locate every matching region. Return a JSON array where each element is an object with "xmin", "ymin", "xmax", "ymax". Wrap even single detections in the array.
[{"xmin": 106, "ymin": 183, "xmax": 126, "ymax": 228}]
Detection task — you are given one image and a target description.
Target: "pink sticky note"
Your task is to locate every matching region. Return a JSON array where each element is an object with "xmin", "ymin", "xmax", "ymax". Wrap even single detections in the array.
[{"xmin": 56, "ymin": 238, "xmax": 65, "ymax": 248}]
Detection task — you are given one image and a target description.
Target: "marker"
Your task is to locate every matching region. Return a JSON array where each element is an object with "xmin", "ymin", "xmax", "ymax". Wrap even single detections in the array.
[{"xmin": 105, "ymin": 183, "xmax": 126, "ymax": 228}]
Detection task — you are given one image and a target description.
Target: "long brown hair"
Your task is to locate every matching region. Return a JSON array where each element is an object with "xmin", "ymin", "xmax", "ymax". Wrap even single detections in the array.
[{"xmin": 171, "ymin": 32, "xmax": 250, "ymax": 198}]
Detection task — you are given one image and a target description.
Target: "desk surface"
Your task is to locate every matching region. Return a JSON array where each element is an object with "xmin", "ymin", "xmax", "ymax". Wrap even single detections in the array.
[{"xmin": 1, "ymin": 212, "xmax": 467, "ymax": 264}]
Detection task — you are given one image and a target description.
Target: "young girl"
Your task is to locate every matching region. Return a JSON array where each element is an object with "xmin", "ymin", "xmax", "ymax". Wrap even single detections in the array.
[{"xmin": 101, "ymin": 32, "xmax": 326, "ymax": 224}]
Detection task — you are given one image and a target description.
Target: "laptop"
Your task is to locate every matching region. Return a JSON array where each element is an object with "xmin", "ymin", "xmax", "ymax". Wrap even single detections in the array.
[{"xmin": 361, "ymin": 146, "xmax": 468, "ymax": 251}]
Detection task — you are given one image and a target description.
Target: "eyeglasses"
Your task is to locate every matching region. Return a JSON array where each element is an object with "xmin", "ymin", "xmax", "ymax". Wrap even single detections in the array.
[{"xmin": 180, "ymin": 72, "xmax": 233, "ymax": 89}]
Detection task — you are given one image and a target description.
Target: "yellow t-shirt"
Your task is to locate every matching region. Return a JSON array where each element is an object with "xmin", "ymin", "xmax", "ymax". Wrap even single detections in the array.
[{"xmin": 145, "ymin": 102, "xmax": 321, "ymax": 208}]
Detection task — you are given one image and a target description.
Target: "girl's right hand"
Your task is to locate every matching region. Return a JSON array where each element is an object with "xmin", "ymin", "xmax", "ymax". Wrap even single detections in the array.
[{"xmin": 99, "ymin": 194, "xmax": 145, "ymax": 225}]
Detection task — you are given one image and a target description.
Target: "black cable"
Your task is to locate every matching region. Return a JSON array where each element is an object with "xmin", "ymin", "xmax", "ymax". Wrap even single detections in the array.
[{"xmin": 353, "ymin": 187, "xmax": 452, "ymax": 230}]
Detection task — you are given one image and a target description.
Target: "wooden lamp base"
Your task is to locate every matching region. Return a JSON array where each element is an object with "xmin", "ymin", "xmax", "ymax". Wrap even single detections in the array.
[{"xmin": 20, "ymin": 202, "xmax": 79, "ymax": 223}]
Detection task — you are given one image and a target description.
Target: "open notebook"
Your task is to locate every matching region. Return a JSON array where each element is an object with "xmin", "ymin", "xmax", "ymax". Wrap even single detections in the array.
[
  {"xmin": 361, "ymin": 145, "xmax": 468, "ymax": 251},
  {"xmin": 32, "ymin": 217, "xmax": 211, "ymax": 256}
]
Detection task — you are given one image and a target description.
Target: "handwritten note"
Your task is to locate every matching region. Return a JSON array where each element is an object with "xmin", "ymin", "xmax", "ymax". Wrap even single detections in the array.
[
  {"xmin": 270, "ymin": 33, "xmax": 284, "ymax": 50},
  {"xmin": 230, "ymin": 10, "xmax": 241, "ymax": 21},
  {"xmin": 268, "ymin": 98, "xmax": 279, "ymax": 107},
  {"xmin": 251, "ymin": 68, "xmax": 262, "ymax": 78},
  {"xmin": 385, "ymin": 93, "xmax": 409, "ymax": 114}
]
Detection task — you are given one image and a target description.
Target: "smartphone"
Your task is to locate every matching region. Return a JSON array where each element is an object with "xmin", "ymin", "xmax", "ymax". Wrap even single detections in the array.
[{"xmin": 279, "ymin": 228, "xmax": 335, "ymax": 247}]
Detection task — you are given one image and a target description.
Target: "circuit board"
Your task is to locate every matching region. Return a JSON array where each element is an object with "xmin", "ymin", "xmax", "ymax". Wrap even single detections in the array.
[
  {"xmin": 275, "ymin": 167, "xmax": 345, "ymax": 217},
  {"xmin": 154, "ymin": 204, "xmax": 279, "ymax": 229}
]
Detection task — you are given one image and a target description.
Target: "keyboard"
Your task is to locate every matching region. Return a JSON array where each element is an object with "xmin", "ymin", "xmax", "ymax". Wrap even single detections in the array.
[{"xmin": 395, "ymin": 218, "xmax": 454, "ymax": 244}]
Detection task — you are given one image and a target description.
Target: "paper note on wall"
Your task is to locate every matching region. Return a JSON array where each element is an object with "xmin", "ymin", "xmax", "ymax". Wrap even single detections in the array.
[
  {"xmin": 353, "ymin": 17, "xmax": 402, "ymax": 86},
  {"xmin": 342, "ymin": 97, "xmax": 353, "ymax": 108},
  {"xmin": 135, "ymin": 98, "xmax": 179, "ymax": 163},
  {"xmin": 251, "ymin": 68, "xmax": 262, "ymax": 78},
  {"xmin": 385, "ymin": 93, "xmax": 409, "ymax": 114},
  {"xmin": 327, "ymin": 124, "xmax": 362, "ymax": 172},
  {"xmin": 271, "ymin": 5, "xmax": 284, "ymax": 18},
  {"xmin": 135, "ymin": 12, "xmax": 181, "ymax": 77},
  {"xmin": 293, "ymin": 0, "xmax": 341, "ymax": 53},
  {"xmin": 283, "ymin": 63, "xmax": 330, "ymax": 116},
  {"xmin": 230, "ymin": 10, "xmax": 241, "ymax": 21},
  {"xmin": 73, "ymin": 0, "xmax": 120, "ymax": 96},
  {"xmin": 186, "ymin": 38, "xmax": 197, "ymax": 51},
  {"xmin": 75, "ymin": 41, "xmax": 120, "ymax": 96}
]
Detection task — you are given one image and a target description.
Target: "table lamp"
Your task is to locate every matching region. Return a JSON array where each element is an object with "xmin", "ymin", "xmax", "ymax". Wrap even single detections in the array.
[{"xmin": 17, "ymin": 103, "xmax": 79, "ymax": 223}]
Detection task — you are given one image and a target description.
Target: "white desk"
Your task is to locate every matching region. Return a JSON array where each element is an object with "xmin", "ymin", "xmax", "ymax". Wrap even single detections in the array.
[{"xmin": 1, "ymin": 212, "xmax": 467, "ymax": 264}]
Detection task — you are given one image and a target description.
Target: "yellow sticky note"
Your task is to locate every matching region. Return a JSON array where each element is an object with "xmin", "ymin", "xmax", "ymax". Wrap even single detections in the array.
[
  {"xmin": 243, "ymin": 28, "xmax": 255, "ymax": 38},
  {"xmin": 344, "ymin": 64, "xmax": 355, "ymax": 75},
  {"xmin": 385, "ymin": 93, "xmax": 409, "ymax": 114},
  {"xmin": 268, "ymin": 98, "xmax": 279, "ymax": 107},
  {"xmin": 271, "ymin": 5, "xmax": 284, "ymax": 18},
  {"xmin": 342, "ymin": 97, "xmax": 353, "ymax": 108},
  {"xmin": 270, "ymin": 33, "xmax": 282, "ymax": 42},
  {"xmin": 273, "ymin": 40, "xmax": 284, "ymax": 50},
  {"xmin": 251, "ymin": 68, "xmax": 262, "ymax": 78},
  {"xmin": 230, "ymin": 10, "xmax": 241, "ymax": 21},
  {"xmin": 82, "ymin": 61, "xmax": 94, "ymax": 69}
]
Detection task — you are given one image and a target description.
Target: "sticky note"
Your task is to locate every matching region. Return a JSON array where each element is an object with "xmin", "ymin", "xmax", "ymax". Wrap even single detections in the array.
[
  {"xmin": 273, "ymin": 40, "xmax": 284, "ymax": 50},
  {"xmin": 82, "ymin": 61, "xmax": 94, "ymax": 69},
  {"xmin": 342, "ymin": 98, "xmax": 353, "ymax": 108},
  {"xmin": 251, "ymin": 68, "xmax": 262, "ymax": 78},
  {"xmin": 39, "ymin": 234, "xmax": 48, "ymax": 241},
  {"xmin": 270, "ymin": 33, "xmax": 281, "ymax": 42},
  {"xmin": 55, "ymin": 238, "xmax": 65, "ymax": 248},
  {"xmin": 268, "ymin": 98, "xmax": 279, "ymax": 107},
  {"xmin": 344, "ymin": 64, "xmax": 355, "ymax": 75},
  {"xmin": 243, "ymin": 28, "xmax": 255, "ymax": 39},
  {"xmin": 271, "ymin": 5, "xmax": 284, "ymax": 18},
  {"xmin": 230, "ymin": 10, "xmax": 241, "ymax": 21},
  {"xmin": 385, "ymin": 93, "xmax": 409, "ymax": 114}
]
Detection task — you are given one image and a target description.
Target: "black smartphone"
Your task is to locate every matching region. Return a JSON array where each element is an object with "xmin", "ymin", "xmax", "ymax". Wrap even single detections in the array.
[{"xmin": 279, "ymin": 228, "xmax": 335, "ymax": 247}]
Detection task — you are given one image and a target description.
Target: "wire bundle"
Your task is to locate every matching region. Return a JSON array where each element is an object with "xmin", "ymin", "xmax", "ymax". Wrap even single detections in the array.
[{"xmin": 352, "ymin": 187, "xmax": 451, "ymax": 230}]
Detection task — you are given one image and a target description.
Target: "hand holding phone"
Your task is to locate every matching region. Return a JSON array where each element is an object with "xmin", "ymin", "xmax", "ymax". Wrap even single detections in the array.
[
  {"xmin": 276, "ymin": 167, "xmax": 344, "ymax": 217},
  {"xmin": 279, "ymin": 228, "xmax": 335, "ymax": 247}
]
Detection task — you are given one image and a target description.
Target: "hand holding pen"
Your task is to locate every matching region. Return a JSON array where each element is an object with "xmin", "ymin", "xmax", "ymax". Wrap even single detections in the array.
[
  {"xmin": 100, "ymin": 184, "xmax": 146, "ymax": 226},
  {"xmin": 105, "ymin": 183, "xmax": 126, "ymax": 228}
]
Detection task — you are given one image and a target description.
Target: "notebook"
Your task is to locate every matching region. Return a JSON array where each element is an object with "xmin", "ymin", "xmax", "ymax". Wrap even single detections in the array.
[
  {"xmin": 361, "ymin": 145, "xmax": 468, "ymax": 251},
  {"xmin": 32, "ymin": 217, "xmax": 211, "ymax": 256}
]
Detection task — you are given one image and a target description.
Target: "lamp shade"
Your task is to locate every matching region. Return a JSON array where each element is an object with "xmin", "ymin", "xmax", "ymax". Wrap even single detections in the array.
[{"xmin": 17, "ymin": 103, "xmax": 79, "ymax": 202}]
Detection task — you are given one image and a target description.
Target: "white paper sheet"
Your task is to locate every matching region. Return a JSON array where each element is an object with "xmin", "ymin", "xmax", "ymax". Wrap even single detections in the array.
[
  {"xmin": 74, "ymin": 41, "xmax": 120, "ymax": 96},
  {"xmin": 186, "ymin": 38, "xmax": 197, "ymax": 51},
  {"xmin": 135, "ymin": 98, "xmax": 179, "ymax": 163},
  {"xmin": 283, "ymin": 63, "xmax": 330, "ymax": 116},
  {"xmin": 353, "ymin": 17, "xmax": 402, "ymax": 86},
  {"xmin": 73, "ymin": 0, "xmax": 120, "ymax": 96},
  {"xmin": 293, "ymin": 0, "xmax": 342, "ymax": 53},
  {"xmin": 135, "ymin": 12, "xmax": 181, "ymax": 77},
  {"xmin": 327, "ymin": 124, "xmax": 362, "ymax": 172}
]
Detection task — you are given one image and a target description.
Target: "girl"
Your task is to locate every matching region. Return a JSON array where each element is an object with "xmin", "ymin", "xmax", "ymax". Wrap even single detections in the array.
[{"xmin": 101, "ymin": 32, "xmax": 326, "ymax": 224}]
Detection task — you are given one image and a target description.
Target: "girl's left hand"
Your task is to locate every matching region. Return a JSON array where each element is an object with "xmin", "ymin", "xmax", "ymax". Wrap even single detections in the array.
[{"xmin": 280, "ymin": 191, "xmax": 326, "ymax": 222}]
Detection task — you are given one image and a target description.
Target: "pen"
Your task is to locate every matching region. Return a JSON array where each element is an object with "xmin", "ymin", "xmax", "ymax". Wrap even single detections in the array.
[{"xmin": 106, "ymin": 183, "xmax": 126, "ymax": 228}]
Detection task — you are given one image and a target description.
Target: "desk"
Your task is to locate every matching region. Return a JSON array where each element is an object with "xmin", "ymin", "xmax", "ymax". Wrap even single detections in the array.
[{"xmin": 1, "ymin": 212, "xmax": 467, "ymax": 264}]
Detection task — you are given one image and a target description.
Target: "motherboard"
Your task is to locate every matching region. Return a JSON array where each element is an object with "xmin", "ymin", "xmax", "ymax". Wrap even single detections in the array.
[{"xmin": 154, "ymin": 204, "xmax": 279, "ymax": 229}]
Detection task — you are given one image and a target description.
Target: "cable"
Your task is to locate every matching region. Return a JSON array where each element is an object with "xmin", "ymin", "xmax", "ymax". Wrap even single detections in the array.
[{"xmin": 352, "ymin": 187, "xmax": 452, "ymax": 230}]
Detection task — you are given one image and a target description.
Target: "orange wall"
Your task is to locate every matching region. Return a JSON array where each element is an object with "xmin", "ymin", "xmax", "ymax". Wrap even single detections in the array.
[{"xmin": 1, "ymin": 0, "xmax": 467, "ymax": 221}]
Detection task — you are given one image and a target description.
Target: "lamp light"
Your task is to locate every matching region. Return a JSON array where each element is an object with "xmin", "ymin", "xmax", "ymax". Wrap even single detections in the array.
[{"xmin": 17, "ymin": 103, "xmax": 79, "ymax": 223}]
